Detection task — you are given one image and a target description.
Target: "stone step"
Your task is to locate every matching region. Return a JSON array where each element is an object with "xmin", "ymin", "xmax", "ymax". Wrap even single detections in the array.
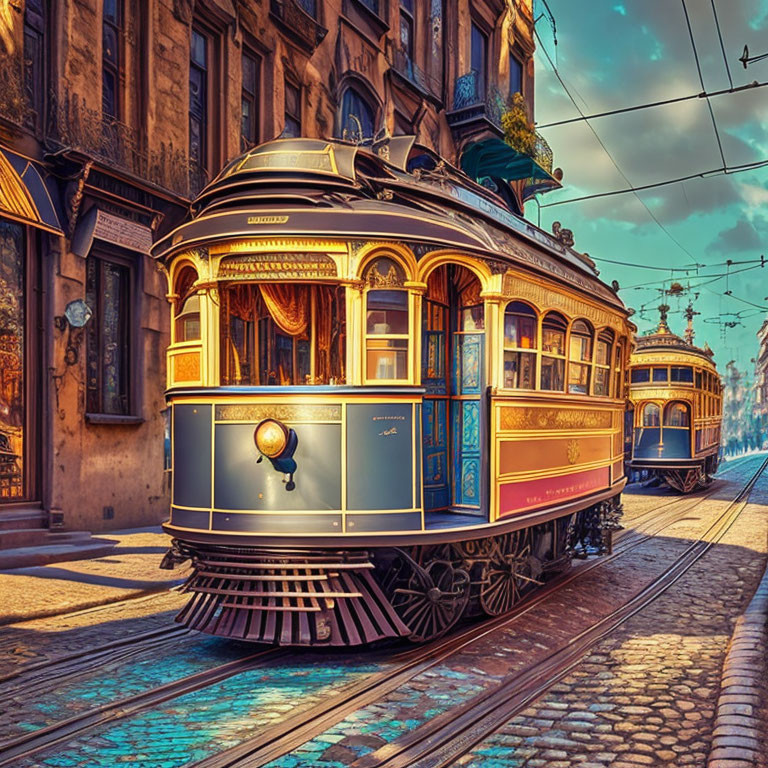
[
  {"xmin": 0, "ymin": 508, "xmax": 47, "ymax": 531},
  {"xmin": 0, "ymin": 539, "xmax": 118, "ymax": 570},
  {"xmin": 0, "ymin": 528, "xmax": 50, "ymax": 549}
]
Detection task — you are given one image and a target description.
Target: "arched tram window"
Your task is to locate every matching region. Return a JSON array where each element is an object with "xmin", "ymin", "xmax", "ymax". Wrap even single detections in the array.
[
  {"xmin": 174, "ymin": 266, "xmax": 201, "ymax": 343},
  {"xmin": 664, "ymin": 402, "xmax": 690, "ymax": 428},
  {"xmin": 503, "ymin": 302, "xmax": 536, "ymax": 389},
  {"xmin": 568, "ymin": 319, "xmax": 593, "ymax": 395},
  {"xmin": 219, "ymin": 282, "xmax": 346, "ymax": 385},
  {"xmin": 365, "ymin": 258, "xmax": 409, "ymax": 381},
  {"xmin": 594, "ymin": 328, "xmax": 614, "ymax": 397},
  {"xmin": 540, "ymin": 312, "xmax": 567, "ymax": 391},
  {"xmin": 642, "ymin": 403, "xmax": 660, "ymax": 427}
]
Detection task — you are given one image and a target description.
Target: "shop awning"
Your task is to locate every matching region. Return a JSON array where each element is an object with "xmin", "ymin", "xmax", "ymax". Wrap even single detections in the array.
[
  {"xmin": 459, "ymin": 137, "xmax": 555, "ymax": 184},
  {"xmin": 0, "ymin": 147, "xmax": 63, "ymax": 235}
]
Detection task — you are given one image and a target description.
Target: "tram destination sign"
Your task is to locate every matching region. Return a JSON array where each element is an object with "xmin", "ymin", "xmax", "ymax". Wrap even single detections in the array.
[{"xmin": 218, "ymin": 253, "xmax": 338, "ymax": 280}]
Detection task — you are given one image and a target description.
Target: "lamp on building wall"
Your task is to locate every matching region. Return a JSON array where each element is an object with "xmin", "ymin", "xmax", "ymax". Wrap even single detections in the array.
[{"xmin": 54, "ymin": 299, "xmax": 93, "ymax": 366}]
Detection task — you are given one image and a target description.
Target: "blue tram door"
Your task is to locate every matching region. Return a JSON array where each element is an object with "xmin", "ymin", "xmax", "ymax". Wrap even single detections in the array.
[{"xmin": 422, "ymin": 266, "xmax": 486, "ymax": 517}]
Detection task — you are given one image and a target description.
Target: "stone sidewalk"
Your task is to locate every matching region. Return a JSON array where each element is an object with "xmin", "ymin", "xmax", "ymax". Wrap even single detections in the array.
[{"xmin": 0, "ymin": 527, "xmax": 188, "ymax": 626}]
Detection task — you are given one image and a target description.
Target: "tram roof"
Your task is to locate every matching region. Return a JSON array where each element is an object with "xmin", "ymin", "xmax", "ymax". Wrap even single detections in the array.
[
  {"xmin": 631, "ymin": 330, "xmax": 717, "ymax": 369},
  {"xmin": 152, "ymin": 138, "xmax": 628, "ymax": 312}
]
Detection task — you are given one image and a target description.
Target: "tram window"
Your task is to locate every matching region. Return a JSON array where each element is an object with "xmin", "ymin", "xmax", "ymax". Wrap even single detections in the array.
[
  {"xmin": 594, "ymin": 329, "xmax": 613, "ymax": 397},
  {"xmin": 568, "ymin": 320, "xmax": 592, "ymax": 395},
  {"xmin": 541, "ymin": 312, "xmax": 567, "ymax": 391},
  {"xmin": 220, "ymin": 283, "xmax": 346, "ymax": 386},
  {"xmin": 366, "ymin": 290, "xmax": 409, "ymax": 335},
  {"xmin": 652, "ymin": 367, "xmax": 669, "ymax": 383},
  {"xmin": 614, "ymin": 341, "xmax": 624, "ymax": 397},
  {"xmin": 503, "ymin": 302, "xmax": 536, "ymax": 389},
  {"xmin": 175, "ymin": 294, "xmax": 201, "ymax": 342},
  {"xmin": 642, "ymin": 403, "xmax": 660, "ymax": 427},
  {"xmin": 670, "ymin": 366, "xmax": 693, "ymax": 383},
  {"xmin": 664, "ymin": 402, "xmax": 690, "ymax": 427},
  {"xmin": 631, "ymin": 367, "xmax": 650, "ymax": 384},
  {"xmin": 695, "ymin": 370, "xmax": 702, "ymax": 389},
  {"xmin": 365, "ymin": 259, "xmax": 409, "ymax": 381}
]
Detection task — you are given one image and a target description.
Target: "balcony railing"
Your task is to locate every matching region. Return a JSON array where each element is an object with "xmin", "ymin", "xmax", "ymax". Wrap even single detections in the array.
[
  {"xmin": 48, "ymin": 92, "xmax": 195, "ymax": 198},
  {"xmin": 390, "ymin": 47, "xmax": 441, "ymax": 99},
  {"xmin": 270, "ymin": 0, "xmax": 328, "ymax": 52},
  {"xmin": 0, "ymin": 54, "xmax": 33, "ymax": 131}
]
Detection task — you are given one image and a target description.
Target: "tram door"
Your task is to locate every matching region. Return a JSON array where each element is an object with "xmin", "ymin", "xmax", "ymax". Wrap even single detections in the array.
[{"xmin": 421, "ymin": 266, "xmax": 485, "ymax": 516}]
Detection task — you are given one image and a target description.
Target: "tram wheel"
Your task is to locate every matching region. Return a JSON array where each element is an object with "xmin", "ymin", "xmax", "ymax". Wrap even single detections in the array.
[
  {"xmin": 387, "ymin": 549, "xmax": 470, "ymax": 643},
  {"xmin": 479, "ymin": 529, "xmax": 539, "ymax": 617}
]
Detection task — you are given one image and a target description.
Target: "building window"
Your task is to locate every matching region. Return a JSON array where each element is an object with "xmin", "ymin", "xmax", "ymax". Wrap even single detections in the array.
[
  {"xmin": 283, "ymin": 81, "xmax": 302, "ymax": 138},
  {"xmin": 23, "ymin": 0, "xmax": 46, "ymax": 129},
  {"xmin": 189, "ymin": 27, "xmax": 209, "ymax": 189},
  {"xmin": 470, "ymin": 22, "xmax": 487, "ymax": 99},
  {"xmin": 365, "ymin": 259, "xmax": 409, "ymax": 381},
  {"xmin": 296, "ymin": 0, "xmax": 318, "ymax": 17},
  {"xmin": 358, "ymin": 0, "xmax": 379, "ymax": 14},
  {"xmin": 509, "ymin": 49, "xmax": 522, "ymax": 97},
  {"xmin": 540, "ymin": 312, "xmax": 566, "ymax": 391},
  {"xmin": 241, "ymin": 50, "xmax": 261, "ymax": 151},
  {"xmin": 102, "ymin": 0, "xmax": 122, "ymax": 119},
  {"xmin": 400, "ymin": 0, "xmax": 414, "ymax": 63},
  {"xmin": 85, "ymin": 253, "xmax": 132, "ymax": 415},
  {"xmin": 503, "ymin": 302, "xmax": 536, "ymax": 389},
  {"xmin": 339, "ymin": 87, "xmax": 376, "ymax": 141},
  {"xmin": 0, "ymin": 221, "xmax": 26, "ymax": 500}
]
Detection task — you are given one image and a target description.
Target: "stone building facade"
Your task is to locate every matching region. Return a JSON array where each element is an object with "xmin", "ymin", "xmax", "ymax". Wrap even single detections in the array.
[{"xmin": 0, "ymin": 0, "xmax": 545, "ymax": 538}]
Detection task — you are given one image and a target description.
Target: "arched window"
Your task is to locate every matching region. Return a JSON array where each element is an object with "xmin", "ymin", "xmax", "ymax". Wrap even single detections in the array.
[
  {"xmin": 614, "ymin": 340, "xmax": 624, "ymax": 398},
  {"xmin": 664, "ymin": 402, "xmax": 690, "ymax": 428},
  {"xmin": 541, "ymin": 312, "xmax": 567, "ymax": 391},
  {"xmin": 174, "ymin": 267, "xmax": 200, "ymax": 342},
  {"xmin": 365, "ymin": 258, "xmax": 408, "ymax": 381},
  {"xmin": 594, "ymin": 328, "xmax": 614, "ymax": 396},
  {"xmin": 503, "ymin": 302, "xmax": 536, "ymax": 389},
  {"xmin": 568, "ymin": 319, "xmax": 592, "ymax": 395},
  {"xmin": 642, "ymin": 403, "xmax": 660, "ymax": 427},
  {"xmin": 339, "ymin": 87, "xmax": 376, "ymax": 141}
]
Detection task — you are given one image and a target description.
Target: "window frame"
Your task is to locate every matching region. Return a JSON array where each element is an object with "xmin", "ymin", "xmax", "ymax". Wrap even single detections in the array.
[
  {"xmin": 84, "ymin": 246, "xmax": 138, "ymax": 420},
  {"xmin": 470, "ymin": 21, "xmax": 488, "ymax": 100},
  {"xmin": 502, "ymin": 300, "xmax": 537, "ymax": 391},
  {"xmin": 283, "ymin": 79, "xmax": 302, "ymax": 138},
  {"xmin": 508, "ymin": 47, "xmax": 523, "ymax": 98},
  {"xmin": 240, "ymin": 48, "xmax": 262, "ymax": 152},
  {"xmin": 540, "ymin": 311, "xmax": 567, "ymax": 392},
  {"xmin": 102, "ymin": 0, "xmax": 123, "ymax": 120}
]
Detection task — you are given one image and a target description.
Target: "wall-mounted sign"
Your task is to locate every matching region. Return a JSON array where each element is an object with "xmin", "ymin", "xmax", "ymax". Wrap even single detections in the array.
[
  {"xmin": 218, "ymin": 253, "xmax": 338, "ymax": 280},
  {"xmin": 93, "ymin": 210, "xmax": 153, "ymax": 253}
]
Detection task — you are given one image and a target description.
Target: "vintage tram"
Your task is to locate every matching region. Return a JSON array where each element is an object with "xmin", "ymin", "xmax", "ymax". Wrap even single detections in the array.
[
  {"xmin": 154, "ymin": 137, "xmax": 634, "ymax": 646},
  {"xmin": 627, "ymin": 307, "xmax": 722, "ymax": 493}
]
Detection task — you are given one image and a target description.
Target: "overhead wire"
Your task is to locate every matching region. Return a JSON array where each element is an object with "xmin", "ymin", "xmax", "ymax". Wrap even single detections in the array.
[
  {"xmin": 709, "ymin": 0, "xmax": 734, "ymax": 90},
  {"xmin": 533, "ymin": 27, "xmax": 700, "ymax": 267}
]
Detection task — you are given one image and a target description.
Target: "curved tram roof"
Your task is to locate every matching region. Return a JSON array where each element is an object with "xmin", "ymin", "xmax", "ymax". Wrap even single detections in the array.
[{"xmin": 153, "ymin": 138, "xmax": 629, "ymax": 315}]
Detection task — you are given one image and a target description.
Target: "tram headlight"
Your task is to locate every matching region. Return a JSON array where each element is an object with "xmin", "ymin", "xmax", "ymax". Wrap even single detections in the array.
[{"xmin": 254, "ymin": 418, "xmax": 290, "ymax": 459}]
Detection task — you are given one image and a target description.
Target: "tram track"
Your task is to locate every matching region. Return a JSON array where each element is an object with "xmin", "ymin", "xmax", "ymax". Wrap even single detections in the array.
[
  {"xmin": 1, "ymin": 459, "xmax": 762, "ymax": 768},
  {"xmin": 187, "ymin": 458, "xmax": 768, "ymax": 768}
]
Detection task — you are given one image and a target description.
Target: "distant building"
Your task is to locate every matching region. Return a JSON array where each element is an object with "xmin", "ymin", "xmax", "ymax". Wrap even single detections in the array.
[
  {"xmin": 0, "ymin": 0, "xmax": 556, "ymax": 538},
  {"xmin": 722, "ymin": 361, "xmax": 762, "ymax": 456}
]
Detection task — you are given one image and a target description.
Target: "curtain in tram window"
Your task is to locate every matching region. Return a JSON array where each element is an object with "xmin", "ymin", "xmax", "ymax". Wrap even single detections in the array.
[
  {"xmin": 229, "ymin": 284, "xmax": 259, "ymax": 321},
  {"xmin": 453, "ymin": 266, "xmax": 481, "ymax": 306},
  {"xmin": 426, "ymin": 269, "xmax": 449, "ymax": 305},
  {"xmin": 259, "ymin": 283, "xmax": 310, "ymax": 336}
]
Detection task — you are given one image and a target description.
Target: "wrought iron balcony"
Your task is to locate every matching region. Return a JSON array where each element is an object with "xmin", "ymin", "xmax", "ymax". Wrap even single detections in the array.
[
  {"xmin": 270, "ymin": 0, "xmax": 328, "ymax": 52},
  {"xmin": 390, "ymin": 47, "xmax": 441, "ymax": 99}
]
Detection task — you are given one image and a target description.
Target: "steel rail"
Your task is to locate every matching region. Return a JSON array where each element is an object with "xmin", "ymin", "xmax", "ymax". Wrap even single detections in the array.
[
  {"xmin": 190, "ymin": 467, "xmax": 760, "ymax": 768},
  {"xmin": 346, "ymin": 455, "xmax": 768, "ymax": 768}
]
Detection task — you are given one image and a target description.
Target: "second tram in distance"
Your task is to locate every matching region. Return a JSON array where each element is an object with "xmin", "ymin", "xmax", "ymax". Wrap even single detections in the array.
[
  {"xmin": 627, "ymin": 307, "xmax": 722, "ymax": 493},
  {"xmin": 155, "ymin": 137, "xmax": 634, "ymax": 646}
]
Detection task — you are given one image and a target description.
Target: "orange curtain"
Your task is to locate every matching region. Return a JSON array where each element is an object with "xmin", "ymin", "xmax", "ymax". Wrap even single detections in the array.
[
  {"xmin": 453, "ymin": 266, "xmax": 481, "ymax": 306},
  {"xmin": 259, "ymin": 283, "xmax": 310, "ymax": 336},
  {"xmin": 228, "ymin": 284, "xmax": 259, "ymax": 321},
  {"xmin": 426, "ymin": 269, "xmax": 449, "ymax": 304}
]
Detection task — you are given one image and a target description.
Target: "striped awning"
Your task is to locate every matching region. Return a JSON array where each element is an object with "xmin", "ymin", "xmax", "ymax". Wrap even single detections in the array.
[{"xmin": 0, "ymin": 147, "xmax": 63, "ymax": 235}]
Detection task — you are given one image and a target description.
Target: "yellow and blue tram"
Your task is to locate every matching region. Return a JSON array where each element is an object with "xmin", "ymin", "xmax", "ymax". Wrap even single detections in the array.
[
  {"xmin": 627, "ymin": 309, "xmax": 722, "ymax": 493},
  {"xmin": 154, "ymin": 138, "xmax": 634, "ymax": 646}
]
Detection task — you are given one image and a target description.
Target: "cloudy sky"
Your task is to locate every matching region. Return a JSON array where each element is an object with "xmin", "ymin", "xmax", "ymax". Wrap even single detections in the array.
[{"xmin": 529, "ymin": 0, "xmax": 768, "ymax": 374}]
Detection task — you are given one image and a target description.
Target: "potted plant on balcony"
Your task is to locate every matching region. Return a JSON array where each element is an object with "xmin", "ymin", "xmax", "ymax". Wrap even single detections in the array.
[{"xmin": 500, "ymin": 92, "xmax": 536, "ymax": 157}]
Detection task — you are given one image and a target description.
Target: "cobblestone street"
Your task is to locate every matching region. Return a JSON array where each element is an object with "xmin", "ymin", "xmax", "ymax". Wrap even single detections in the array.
[{"xmin": 0, "ymin": 455, "xmax": 766, "ymax": 768}]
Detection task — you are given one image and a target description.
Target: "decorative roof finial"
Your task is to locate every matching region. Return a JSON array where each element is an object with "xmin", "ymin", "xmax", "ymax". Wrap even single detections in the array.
[
  {"xmin": 684, "ymin": 301, "xmax": 700, "ymax": 346},
  {"xmin": 657, "ymin": 303, "xmax": 670, "ymax": 334}
]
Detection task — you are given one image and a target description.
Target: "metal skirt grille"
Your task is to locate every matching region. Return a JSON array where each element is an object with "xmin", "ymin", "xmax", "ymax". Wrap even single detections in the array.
[{"xmin": 176, "ymin": 547, "xmax": 411, "ymax": 646}]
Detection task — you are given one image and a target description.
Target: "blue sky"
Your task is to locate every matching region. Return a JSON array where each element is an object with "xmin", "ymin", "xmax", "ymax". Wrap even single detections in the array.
[{"xmin": 529, "ymin": 0, "xmax": 768, "ymax": 374}]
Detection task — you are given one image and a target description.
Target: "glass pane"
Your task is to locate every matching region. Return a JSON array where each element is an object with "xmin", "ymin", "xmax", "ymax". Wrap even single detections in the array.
[
  {"xmin": 643, "ymin": 404, "xmax": 660, "ymax": 427},
  {"xmin": 631, "ymin": 367, "xmax": 650, "ymax": 383},
  {"xmin": 367, "ymin": 339, "xmax": 408, "ymax": 380},
  {"xmin": 0, "ymin": 222, "xmax": 25, "ymax": 500},
  {"xmin": 541, "ymin": 356, "xmax": 564, "ymax": 391},
  {"xmin": 504, "ymin": 351, "xmax": 535, "ymax": 389},
  {"xmin": 671, "ymin": 366, "xmax": 693, "ymax": 383},
  {"xmin": 665, "ymin": 403, "xmax": 690, "ymax": 427},
  {"xmin": 191, "ymin": 29, "xmax": 207, "ymax": 68},
  {"xmin": 594, "ymin": 367, "xmax": 609, "ymax": 396},
  {"xmin": 569, "ymin": 333, "xmax": 591, "ymax": 362},
  {"xmin": 504, "ymin": 312, "xmax": 535, "ymax": 349},
  {"xmin": 460, "ymin": 305, "xmax": 484, "ymax": 331},
  {"xmin": 102, "ymin": 69, "xmax": 117, "ymax": 118},
  {"xmin": 296, "ymin": 0, "xmax": 316, "ymax": 17},
  {"xmin": 542, "ymin": 327, "xmax": 564, "ymax": 356},
  {"xmin": 340, "ymin": 88, "xmax": 375, "ymax": 140},
  {"xmin": 175, "ymin": 294, "xmax": 200, "ymax": 342},
  {"xmin": 241, "ymin": 98, "xmax": 252, "ymax": 145},
  {"xmin": 568, "ymin": 362, "xmax": 590, "ymax": 394},
  {"xmin": 596, "ymin": 340, "xmax": 610, "ymax": 366},
  {"xmin": 695, "ymin": 370, "xmax": 702, "ymax": 389},
  {"xmin": 283, "ymin": 115, "xmax": 301, "ymax": 138},
  {"xmin": 471, "ymin": 23, "xmax": 486, "ymax": 92},
  {"xmin": 367, "ymin": 290, "xmax": 408, "ymax": 334},
  {"xmin": 652, "ymin": 367, "xmax": 668, "ymax": 382},
  {"xmin": 509, "ymin": 51, "xmax": 522, "ymax": 95}
]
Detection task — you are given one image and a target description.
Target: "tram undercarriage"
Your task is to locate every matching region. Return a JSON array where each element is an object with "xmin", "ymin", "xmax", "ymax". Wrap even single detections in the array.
[{"xmin": 162, "ymin": 496, "xmax": 623, "ymax": 647}]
